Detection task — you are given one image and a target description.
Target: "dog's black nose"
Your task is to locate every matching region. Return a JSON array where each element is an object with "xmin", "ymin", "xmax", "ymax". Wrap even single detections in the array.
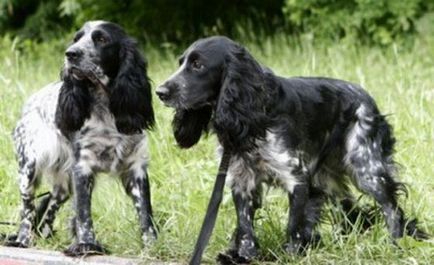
[
  {"xmin": 156, "ymin": 86, "xmax": 170, "ymax": 101},
  {"xmin": 65, "ymin": 48, "xmax": 82, "ymax": 61}
]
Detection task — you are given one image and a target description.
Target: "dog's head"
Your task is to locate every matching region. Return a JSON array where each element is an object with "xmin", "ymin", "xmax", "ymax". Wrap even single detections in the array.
[
  {"xmin": 62, "ymin": 20, "xmax": 124, "ymax": 85},
  {"xmin": 56, "ymin": 21, "xmax": 154, "ymax": 136},
  {"xmin": 157, "ymin": 36, "xmax": 270, "ymax": 150},
  {"xmin": 156, "ymin": 36, "xmax": 230, "ymax": 110}
]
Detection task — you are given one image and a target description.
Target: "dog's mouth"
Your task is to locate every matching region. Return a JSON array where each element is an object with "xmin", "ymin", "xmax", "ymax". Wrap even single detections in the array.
[
  {"xmin": 172, "ymin": 101, "xmax": 215, "ymax": 114},
  {"xmin": 69, "ymin": 65, "xmax": 108, "ymax": 87},
  {"xmin": 156, "ymin": 84, "xmax": 216, "ymax": 110},
  {"xmin": 71, "ymin": 68, "xmax": 86, "ymax": 80}
]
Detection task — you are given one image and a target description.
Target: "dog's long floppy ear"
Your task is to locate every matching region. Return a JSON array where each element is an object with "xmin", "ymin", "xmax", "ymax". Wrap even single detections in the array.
[
  {"xmin": 172, "ymin": 106, "xmax": 213, "ymax": 148},
  {"xmin": 109, "ymin": 38, "xmax": 155, "ymax": 134},
  {"xmin": 55, "ymin": 72, "xmax": 92, "ymax": 136},
  {"xmin": 213, "ymin": 43, "xmax": 269, "ymax": 151}
]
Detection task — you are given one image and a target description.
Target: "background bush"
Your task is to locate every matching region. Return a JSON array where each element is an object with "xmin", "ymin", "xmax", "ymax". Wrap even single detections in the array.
[
  {"xmin": 283, "ymin": 0, "xmax": 430, "ymax": 45},
  {"xmin": 0, "ymin": 0, "xmax": 285, "ymax": 43},
  {"xmin": 1, "ymin": 0, "xmax": 433, "ymax": 45}
]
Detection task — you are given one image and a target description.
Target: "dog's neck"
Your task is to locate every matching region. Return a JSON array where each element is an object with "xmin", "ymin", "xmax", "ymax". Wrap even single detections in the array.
[{"xmin": 85, "ymin": 82, "xmax": 112, "ymax": 119}]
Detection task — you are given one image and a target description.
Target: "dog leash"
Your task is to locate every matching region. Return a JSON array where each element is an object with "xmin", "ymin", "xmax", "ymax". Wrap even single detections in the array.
[
  {"xmin": 189, "ymin": 149, "xmax": 231, "ymax": 265},
  {"xmin": 0, "ymin": 221, "xmax": 16, "ymax": 226},
  {"xmin": 0, "ymin": 191, "xmax": 51, "ymax": 228}
]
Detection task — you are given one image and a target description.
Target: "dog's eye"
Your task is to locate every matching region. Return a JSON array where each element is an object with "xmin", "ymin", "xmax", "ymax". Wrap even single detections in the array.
[
  {"xmin": 73, "ymin": 32, "xmax": 84, "ymax": 43},
  {"xmin": 96, "ymin": 36, "xmax": 108, "ymax": 44},
  {"xmin": 191, "ymin": 60, "xmax": 203, "ymax": 70}
]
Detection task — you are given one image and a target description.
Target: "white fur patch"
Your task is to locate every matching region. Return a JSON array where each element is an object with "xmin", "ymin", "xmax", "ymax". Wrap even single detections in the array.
[
  {"xmin": 259, "ymin": 132, "xmax": 300, "ymax": 192},
  {"xmin": 14, "ymin": 83, "xmax": 74, "ymax": 181},
  {"xmin": 345, "ymin": 104, "xmax": 372, "ymax": 160},
  {"xmin": 87, "ymin": 20, "xmax": 107, "ymax": 29},
  {"xmin": 225, "ymin": 131, "xmax": 301, "ymax": 197}
]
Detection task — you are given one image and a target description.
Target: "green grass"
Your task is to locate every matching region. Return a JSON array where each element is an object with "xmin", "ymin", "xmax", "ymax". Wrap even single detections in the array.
[{"xmin": 1, "ymin": 35, "xmax": 433, "ymax": 264}]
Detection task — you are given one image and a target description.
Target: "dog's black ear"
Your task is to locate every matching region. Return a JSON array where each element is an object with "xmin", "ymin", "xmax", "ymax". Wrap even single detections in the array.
[
  {"xmin": 214, "ymin": 44, "xmax": 269, "ymax": 151},
  {"xmin": 55, "ymin": 73, "xmax": 92, "ymax": 136},
  {"xmin": 109, "ymin": 38, "xmax": 155, "ymax": 134},
  {"xmin": 173, "ymin": 106, "xmax": 212, "ymax": 148}
]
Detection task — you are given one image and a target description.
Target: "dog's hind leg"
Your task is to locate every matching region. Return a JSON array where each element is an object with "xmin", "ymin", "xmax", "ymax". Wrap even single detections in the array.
[
  {"xmin": 122, "ymin": 163, "xmax": 157, "ymax": 245},
  {"xmin": 35, "ymin": 177, "xmax": 70, "ymax": 238},
  {"xmin": 34, "ymin": 192, "xmax": 52, "ymax": 228},
  {"xmin": 5, "ymin": 160, "xmax": 38, "ymax": 248},
  {"xmin": 335, "ymin": 197, "xmax": 376, "ymax": 235},
  {"xmin": 345, "ymin": 106, "xmax": 406, "ymax": 239},
  {"xmin": 347, "ymin": 161, "xmax": 429, "ymax": 240},
  {"xmin": 349, "ymin": 163, "xmax": 405, "ymax": 239}
]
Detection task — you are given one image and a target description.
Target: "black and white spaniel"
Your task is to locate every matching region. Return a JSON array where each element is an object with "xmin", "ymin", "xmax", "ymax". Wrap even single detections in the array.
[
  {"xmin": 157, "ymin": 36, "xmax": 427, "ymax": 263},
  {"xmin": 8, "ymin": 21, "xmax": 156, "ymax": 256}
]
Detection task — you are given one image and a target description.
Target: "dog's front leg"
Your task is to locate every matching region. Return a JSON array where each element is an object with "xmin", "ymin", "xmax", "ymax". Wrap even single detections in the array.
[
  {"xmin": 64, "ymin": 166, "xmax": 105, "ymax": 256},
  {"xmin": 122, "ymin": 165, "xmax": 157, "ymax": 246},
  {"xmin": 218, "ymin": 188, "xmax": 259, "ymax": 264},
  {"xmin": 233, "ymin": 190, "xmax": 258, "ymax": 260},
  {"xmin": 284, "ymin": 183, "xmax": 310, "ymax": 255}
]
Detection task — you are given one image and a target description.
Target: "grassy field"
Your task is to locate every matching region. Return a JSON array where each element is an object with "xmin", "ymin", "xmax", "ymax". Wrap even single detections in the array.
[{"xmin": 0, "ymin": 35, "xmax": 433, "ymax": 264}]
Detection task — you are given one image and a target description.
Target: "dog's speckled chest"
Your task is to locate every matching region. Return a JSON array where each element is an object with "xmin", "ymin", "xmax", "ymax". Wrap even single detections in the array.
[{"xmin": 73, "ymin": 102, "xmax": 145, "ymax": 174}]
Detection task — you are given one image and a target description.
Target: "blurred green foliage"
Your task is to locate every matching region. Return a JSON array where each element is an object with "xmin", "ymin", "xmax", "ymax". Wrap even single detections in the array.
[
  {"xmin": 0, "ymin": 0, "xmax": 285, "ymax": 43},
  {"xmin": 283, "ymin": 0, "xmax": 431, "ymax": 45},
  {"xmin": 0, "ymin": 0, "xmax": 433, "ymax": 45}
]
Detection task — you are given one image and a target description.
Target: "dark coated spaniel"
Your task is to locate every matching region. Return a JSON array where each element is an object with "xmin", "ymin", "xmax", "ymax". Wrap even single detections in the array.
[
  {"xmin": 7, "ymin": 21, "xmax": 156, "ymax": 256},
  {"xmin": 157, "ymin": 36, "xmax": 428, "ymax": 263}
]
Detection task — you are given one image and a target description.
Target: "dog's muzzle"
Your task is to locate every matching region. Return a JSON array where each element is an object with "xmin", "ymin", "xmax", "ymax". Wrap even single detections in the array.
[{"xmin": 156, "ymin": 85, "xmax": 171, "ymax": 101}]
